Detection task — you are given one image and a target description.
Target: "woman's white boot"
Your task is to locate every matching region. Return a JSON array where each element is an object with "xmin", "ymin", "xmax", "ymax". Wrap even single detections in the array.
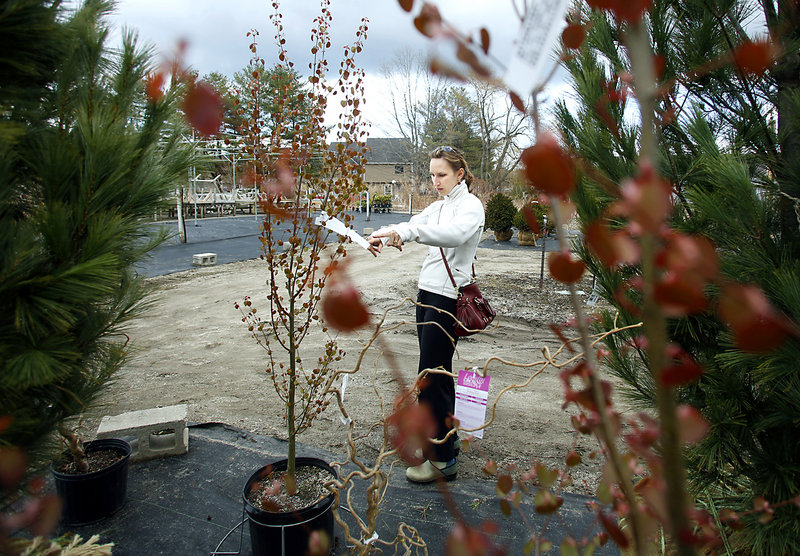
[{"xmin": 406, "ymin": 459, "xmax": 457, "ymax": 483}]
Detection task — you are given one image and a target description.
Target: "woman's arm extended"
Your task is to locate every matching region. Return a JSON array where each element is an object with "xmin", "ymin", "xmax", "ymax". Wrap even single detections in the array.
[{"xmin": 394, "ymin": 197, "xmax": 483, "ymax": 247}]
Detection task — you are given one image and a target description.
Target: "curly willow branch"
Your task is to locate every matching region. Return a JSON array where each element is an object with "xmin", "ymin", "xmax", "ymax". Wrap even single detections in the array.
[
  {"xmin": 415, "ymin": 320, "xmax": 642, "ymax": 441},
  {"xmin": 324, "ymin": 301, "xmax": 429, "ymax": 553},
  {"xmin": 318, "ymin": 286, "xmax": 641, "ymax": 553}
]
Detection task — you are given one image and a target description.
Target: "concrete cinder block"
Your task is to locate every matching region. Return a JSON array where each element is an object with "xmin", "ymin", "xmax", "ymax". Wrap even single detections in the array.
[
  {"xmin": 192, "ymin": 252, "xmax": 217, "ymax": 266},
  {"xmin": 363, "ymin": 227, "xmax": 374, "ymax": 236},
  {"xmin": 97, "ymin": 404, "xmax": 188, "ymax": 462}
]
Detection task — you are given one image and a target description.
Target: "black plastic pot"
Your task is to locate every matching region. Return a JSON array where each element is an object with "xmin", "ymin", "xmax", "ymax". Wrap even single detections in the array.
[
  {"xmin": 243, "ymin": 457, "xmax": 335, "ymax": 556},
  {"xmin": 51, "ymin": 438, "xmax": 131, "ymax": 526}
]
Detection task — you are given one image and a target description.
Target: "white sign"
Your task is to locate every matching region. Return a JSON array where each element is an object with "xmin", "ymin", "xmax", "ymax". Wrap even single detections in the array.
[
  {"xmin": 504, "ymin": 0, "xmax": 570, "ymax": 97},
  {"xmin": 454, "ymin": 369, "xmax": 491, "ymax": 439},
  {"xmin": 315, "ymin": 211, "xmax": 370, "ymax": 249}
]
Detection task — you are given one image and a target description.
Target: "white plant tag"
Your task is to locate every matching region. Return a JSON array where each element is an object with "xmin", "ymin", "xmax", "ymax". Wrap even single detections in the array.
[
  {"xmin": 339, "ymin": 374, "xmax": 351, "ymax": 425},
  {"xmin": 315, "ymin": 211, "xmax": 371, "ymax": 250},
  {"xmin": 504, "ymin": 0, "xmax": 570, "ymax": 97},
  {"xmin": 454, "ymin": 369, "xmax": 491, "ymax": 439}
]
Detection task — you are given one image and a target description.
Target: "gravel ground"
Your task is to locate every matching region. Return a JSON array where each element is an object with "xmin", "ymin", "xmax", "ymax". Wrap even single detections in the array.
[{"xmin": 84, "ymin": 237, "xmax": 614, "ymax": 495}]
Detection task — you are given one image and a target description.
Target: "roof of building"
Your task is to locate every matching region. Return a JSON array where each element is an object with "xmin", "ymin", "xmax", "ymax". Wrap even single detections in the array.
[
  {"xmin": 330, "ymin": 137, "xmax": 411, "ymax": 164},
  {"xmin": 364, "ymin": 137, "xmax": 411, "ymax": 164}
]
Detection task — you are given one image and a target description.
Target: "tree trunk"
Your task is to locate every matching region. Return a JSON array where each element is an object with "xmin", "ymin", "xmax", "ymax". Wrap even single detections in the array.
[
  {"xmin": 286, "ymin": 308, "xmax": 298, "ymax": 496},
  {"xmin": 775, "ymin": 42, "xmax": 800, "ymax": 250}
]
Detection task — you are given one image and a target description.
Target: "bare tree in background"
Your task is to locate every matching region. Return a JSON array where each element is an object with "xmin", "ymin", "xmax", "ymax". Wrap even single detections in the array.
[
  {"xmin": 381, "ymin": 48, "xmax": 447, "ymax": 193},
  {"xmin": 382, "ymin": 49, "xmax": 532, "ymax": 194},
  {"xmin": 471, "ymin": 78, "xmax": 531, "ymax": 188}
]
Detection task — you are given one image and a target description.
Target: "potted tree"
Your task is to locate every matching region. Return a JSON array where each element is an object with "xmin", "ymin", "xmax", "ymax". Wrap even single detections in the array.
[
  {"xmin": 514, "ymin": 201, "xmax": 552, "ymax": 246},
  {"xmin": 485, "ymin": 192, "xmax": 516, "ymax": 241},
  {"xmin": 0, "ymin": 0, "xmax": 194, "ymax": 529},
  {"xmin": 372, "ymin": 194, "xmax": 384, "ymax": 213},
  {"xmin": 50, "ymin": 428, "xmax": 132, "ymax": 526},
  {"xmin": 374, "ymin": 194, "xmax": 393, "ymax": 213},
  {"xmin": 513, "ymin": 204, "xmax": 537, "ymax": 246},
  {"xmin": 234, "ymin": 4, "xmax": 370, "ymax": 554}
]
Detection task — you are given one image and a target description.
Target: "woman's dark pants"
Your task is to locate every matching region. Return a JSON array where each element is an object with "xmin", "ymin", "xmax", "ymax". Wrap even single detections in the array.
[{"xmin": 416, "ymin": 289, "xmax": 458, "ymax": 463}]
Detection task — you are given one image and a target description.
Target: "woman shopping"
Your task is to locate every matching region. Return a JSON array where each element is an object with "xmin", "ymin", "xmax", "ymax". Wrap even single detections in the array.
[{"xmin": 367, "ymin": 146, "xmax": 485, "ymax": 483}]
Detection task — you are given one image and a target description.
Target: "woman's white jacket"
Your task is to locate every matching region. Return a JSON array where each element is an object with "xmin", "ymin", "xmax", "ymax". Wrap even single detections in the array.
[{"xmin": 386, "ymin": 181, "xmax": 485, "ymax": 299}]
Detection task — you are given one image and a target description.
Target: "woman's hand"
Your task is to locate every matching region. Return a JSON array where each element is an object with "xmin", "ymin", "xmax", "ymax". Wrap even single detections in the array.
[{"xmin": 367, "ymin": 230, "xmax": 403, "ymax": 256}]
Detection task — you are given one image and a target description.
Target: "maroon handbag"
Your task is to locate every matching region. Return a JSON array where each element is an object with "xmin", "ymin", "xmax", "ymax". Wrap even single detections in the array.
[{"xmin": 440, "ymin": 248, "xmax": 496, "ymax": 337}]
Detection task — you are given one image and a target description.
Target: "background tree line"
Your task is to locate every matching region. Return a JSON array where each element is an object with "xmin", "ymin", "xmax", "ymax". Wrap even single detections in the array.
[
  {"xmin": 201, "ymin": 48, "xmax": 534, "ymax": 198},
  {"xmin": 381, "ymin": 49, "xmax": 533, "ymax": 194}
]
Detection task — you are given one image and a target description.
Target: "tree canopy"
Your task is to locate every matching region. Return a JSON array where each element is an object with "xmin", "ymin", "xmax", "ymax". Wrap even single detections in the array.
[
  {"xmin": 233, "ymin": 63, "xmax": 311, "ymax": 142},
  {"xmin": 0, "ymin": 0, "xmax": 192, "ymax": 464}
]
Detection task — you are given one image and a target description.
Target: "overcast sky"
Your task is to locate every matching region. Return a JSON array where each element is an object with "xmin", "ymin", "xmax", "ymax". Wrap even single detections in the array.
[
  {"xmin": 112, "ymin": 0, "xmax": 518, "ymax": 75},
  {"xmin": 102, "ymin": 1, "xmax": 536, "ymax": 137},
  {"xmin": 108, "ymin": 1, "xmax": 521, "ymax": 77}
]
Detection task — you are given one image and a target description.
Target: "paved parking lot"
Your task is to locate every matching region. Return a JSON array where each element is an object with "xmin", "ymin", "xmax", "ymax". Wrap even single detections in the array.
[{"xmin": 136, "ymin": 211, "xmax": 567, "ymax": 277}]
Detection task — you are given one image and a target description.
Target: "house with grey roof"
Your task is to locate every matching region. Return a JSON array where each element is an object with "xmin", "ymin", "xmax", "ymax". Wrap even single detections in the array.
[
  {"xmin": 331, "ymin": 137, "xmax": 413, "ymax": 194},
  {"xmin": 330, "ymin": 137, "xmax": 439, "ymax": 212},
  {"xmin": 362, "ymin": 137, "xmax": 413, "ymax": 190}
]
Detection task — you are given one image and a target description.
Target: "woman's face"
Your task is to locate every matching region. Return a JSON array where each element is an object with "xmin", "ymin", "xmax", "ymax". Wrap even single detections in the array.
[{"xmin": 429, "ymin": 157, "xmax": 464, "ymax": 197}]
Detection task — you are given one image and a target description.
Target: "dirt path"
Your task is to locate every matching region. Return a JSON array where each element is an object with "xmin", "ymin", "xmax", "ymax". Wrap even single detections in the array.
[{"xmin": 86, "ymin": 239, "xmax": 609, "ymax": 494}]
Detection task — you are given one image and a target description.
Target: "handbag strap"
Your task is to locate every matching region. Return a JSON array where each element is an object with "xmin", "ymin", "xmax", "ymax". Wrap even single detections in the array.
[
  {"xmin": 439, "ymin": 248, "xmax": 476, "ymax": 291},
  {"xmin": 436, "ymin": 204, "xmax": 477, "ymax": 291}
]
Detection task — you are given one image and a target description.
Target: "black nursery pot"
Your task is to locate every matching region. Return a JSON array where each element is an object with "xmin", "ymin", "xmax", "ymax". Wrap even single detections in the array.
[
  {"xmin": 51, "ymin": 438, "xmax": 131, "ymax": 526},
  {"xmin": 243, "ymin": 457, "xmax": 336, "ymax": 556}
]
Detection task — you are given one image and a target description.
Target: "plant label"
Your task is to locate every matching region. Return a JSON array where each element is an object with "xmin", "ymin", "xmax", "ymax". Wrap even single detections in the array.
[
  {"xmin": 454, "ymin": 369, "xmax": 491, "ymax": 439},
  {"xmin": 504, "ymin": 0, "xmax": 570, "ymax": 97},
  {"xmin": 315, "ymin": 211, "xmax": 371, "ymax": 249}
]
